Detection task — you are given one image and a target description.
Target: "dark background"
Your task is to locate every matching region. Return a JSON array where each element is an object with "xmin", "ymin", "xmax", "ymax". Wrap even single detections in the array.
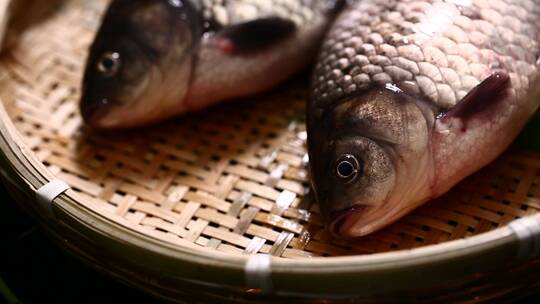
[
  {"xmin": 0, "ymin": 184, "xmax": 157, "ymax": 304},
  {"xmin": 0, "ymin": 114, "xmax": 539, "ymax": 303}
]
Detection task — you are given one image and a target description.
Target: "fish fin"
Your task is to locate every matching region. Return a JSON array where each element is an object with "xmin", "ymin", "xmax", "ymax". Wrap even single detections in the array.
[
  {"xmin": 431, "ymin": 71, "xmax": 526, "ymax": 197},
  {"xmin": 441, "ymin": 71, "xmax": 511, "ymax": 123},
  {"xmin": 213, "ymin": 17, "xmax": 296, "ymax": 55}
]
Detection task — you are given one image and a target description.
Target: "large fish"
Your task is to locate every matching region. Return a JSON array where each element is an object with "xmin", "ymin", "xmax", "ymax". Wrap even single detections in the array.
[
  {"xmin": 81, "ymin": 0, "xmax": 340, "ymax": 128},
  {"xmin": 308, "ymin": 0, "xmax": 540, "ymax": 238}
]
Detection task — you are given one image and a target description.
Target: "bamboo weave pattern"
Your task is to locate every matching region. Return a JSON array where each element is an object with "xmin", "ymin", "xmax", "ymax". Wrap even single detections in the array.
[{"xmin": 1, "ymin": 1, "xmax": 539, "ymax": 258}]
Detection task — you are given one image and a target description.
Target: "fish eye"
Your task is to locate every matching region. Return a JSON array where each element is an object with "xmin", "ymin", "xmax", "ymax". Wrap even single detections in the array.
[
  {"xmin": 335, "ymin": 154, "xmax": 361, "ymax": 181},
  {"xmin": 97, "ymin": 52, "xmax": 121, "ymax": 77}
]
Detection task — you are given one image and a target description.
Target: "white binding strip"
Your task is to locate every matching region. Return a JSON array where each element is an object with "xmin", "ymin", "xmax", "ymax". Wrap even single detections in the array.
[
  {"xmin": 35, "ymin": 180, "xmax": 70, "ymax": 215},
  {"xmin": 508, "ymin": 216, "xmax": 540, "ymax": 259},
  {"xmin": 245, "ymin": 254, "xmax": 273, "ymax": 294}
]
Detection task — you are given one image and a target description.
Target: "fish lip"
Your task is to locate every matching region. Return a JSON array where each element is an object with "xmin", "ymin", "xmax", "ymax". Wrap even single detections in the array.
[
  {"xmin": 329, "ymin": 205, "xmax": 367, "ymax": 239},
  {"xmin": 80, "ymin": 98, "xmax": 118, "ymax": 129},
  {"xmin": 80, "ymin": 102, "xmax": 101, "ymax": 127}
]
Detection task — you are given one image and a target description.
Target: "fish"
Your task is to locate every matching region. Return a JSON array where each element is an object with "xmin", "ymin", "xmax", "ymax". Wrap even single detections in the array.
[
  {"xmin": 307, "ymin": 0, "xmax": 540, "ymax": 238},
  {"xmin": 81, "ymin": 0, "xmax": 342, "ymax": 129}
]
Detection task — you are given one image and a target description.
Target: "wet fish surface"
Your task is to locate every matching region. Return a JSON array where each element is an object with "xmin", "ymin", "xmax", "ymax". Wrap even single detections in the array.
[
  {"xmin": 308, "ymin": 0, "xmax": 540, "ymax": 238},
  {"xmin": 81, "ymin": 0, "xmax": 341, "ymax": 128}
]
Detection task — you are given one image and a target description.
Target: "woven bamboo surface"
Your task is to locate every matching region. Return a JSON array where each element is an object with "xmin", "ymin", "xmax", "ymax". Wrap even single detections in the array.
[{"xmin": 0, "ymin": 1, "xmax": 539, "ymax": 260}]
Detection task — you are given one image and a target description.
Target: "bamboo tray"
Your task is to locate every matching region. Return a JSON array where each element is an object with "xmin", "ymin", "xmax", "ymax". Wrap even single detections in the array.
[{"xmin": 1, "ymin": 1, "xmax": 540, "ymax": 302}]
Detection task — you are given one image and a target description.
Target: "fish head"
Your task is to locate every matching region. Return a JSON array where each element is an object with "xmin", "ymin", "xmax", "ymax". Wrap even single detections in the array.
[
  {"xmin": 308, "ymin": 85, "xmax": 434, "ymax": 238},
  {"xmin": 81, "ymin": 0, "xmax": 203, "ymax": 129}
]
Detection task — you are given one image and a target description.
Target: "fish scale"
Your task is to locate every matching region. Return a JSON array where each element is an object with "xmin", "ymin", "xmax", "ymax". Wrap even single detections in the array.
[
  {"xmin": 81, "ymin": 0, "xmax": 539, "ymax": 237},
  {"xmin": 312, "ymin": 0, "xmax": 540, "ymax": 111},
  {"xmin": 81, "ymin": 0, "xmax": 338, "ymax": 129},
  {"xmin": 307, "ymin": 0, "xmax": 540, "ymax": 238},
  {"xmin": 201, "ymin": 0, "xmax": 324, "ymax": 28}
]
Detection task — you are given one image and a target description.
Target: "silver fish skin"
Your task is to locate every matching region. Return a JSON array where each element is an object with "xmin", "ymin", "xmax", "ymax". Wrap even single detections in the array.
[
  {"xmin": 308, "ymin": 0, "xmax": 540, "ymax": 238},
  {"xmin": 81, "ymin": 0, "xmax": 341, "ymax": 129}
]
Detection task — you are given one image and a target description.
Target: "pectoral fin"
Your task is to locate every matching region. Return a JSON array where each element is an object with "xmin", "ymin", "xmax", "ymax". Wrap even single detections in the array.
[
  {"xmin": 213, "ymin": 17, "xmax": 297, "ymax": 55},
  {"xmin": 440, "ymin": 71, "xmax": 511, "ymax": 125}
]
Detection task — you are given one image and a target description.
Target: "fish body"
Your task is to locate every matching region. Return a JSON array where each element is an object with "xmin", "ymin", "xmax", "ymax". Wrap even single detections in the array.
[
  {"xmin": 81, "ymin": 0, "xmax": 340, "ymax": 128},
  {"xmin": 308, "ymin": 0, "xmax": 540, "ymax": 238}
]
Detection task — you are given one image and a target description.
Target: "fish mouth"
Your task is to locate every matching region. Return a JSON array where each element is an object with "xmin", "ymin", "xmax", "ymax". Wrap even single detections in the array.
[
  {"xmin": 81, "ymin": 98, "xmax": 107, "ymax": 128},
  {"xmin": 329, "ymin": 205, "xmax": 367, "ymax": 239},
  {"xmin": 329, "ymin": 201, "xmax": 409, "ymax": 238},
  {"xmin": 80, "ymin": 97, "xmax": 123, "ymax": 129}
]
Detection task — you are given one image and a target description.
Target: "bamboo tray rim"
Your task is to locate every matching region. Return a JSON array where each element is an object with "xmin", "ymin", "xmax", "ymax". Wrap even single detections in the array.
[
  {"xmin": 0, "ymin": 1, "xmax": 539, "ymax": 298},
  {"xmin": 0, "ymin": 94, "xmax": 527, "ymax": 272}
]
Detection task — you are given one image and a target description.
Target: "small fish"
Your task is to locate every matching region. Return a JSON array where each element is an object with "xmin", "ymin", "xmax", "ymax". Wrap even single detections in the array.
[
  {"xmin": 81, "ymin": 0, "xmax": 341, "ymax": 129},
  {"xmin": 308, "ymin": 0, "xmax": 540, "ymax": 238}
]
